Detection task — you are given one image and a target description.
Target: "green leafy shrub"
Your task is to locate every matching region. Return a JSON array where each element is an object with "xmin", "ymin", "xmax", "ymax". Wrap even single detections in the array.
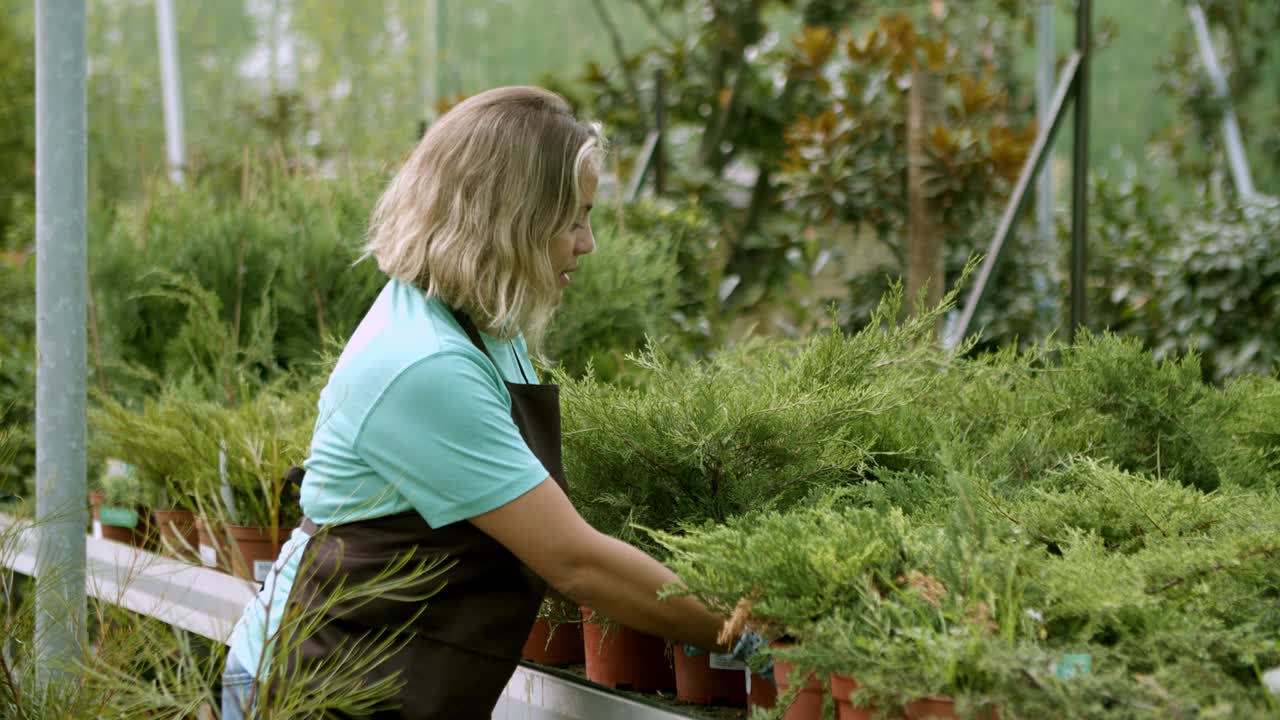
[
  {"xmin": 650, "ymin": 503, "xmax": 911, "ymax": 636},
  {"xmin": 1089, "ymin": 174, "xmax": 1280, "ymax": 381},
  {"xmin": 91, "ymin": 172, "xmax": 383, "ymax": 393},
  {"xmin": 0, "ymin": 255, "xmax": 33, "ymax": 497},
  {"xmin": 544, "ymin": 206, "xmax": 683, "ymax": 381}
]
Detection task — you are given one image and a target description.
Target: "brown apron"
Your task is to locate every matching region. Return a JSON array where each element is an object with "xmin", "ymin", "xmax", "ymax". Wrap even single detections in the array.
[{"xmin": 279, "ymin": 308, "xmax": 565, "ymax": 719}]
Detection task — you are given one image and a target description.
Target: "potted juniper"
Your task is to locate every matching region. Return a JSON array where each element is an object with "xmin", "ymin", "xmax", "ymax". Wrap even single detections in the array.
[
  {"xmin": 650, "ymin": 501, "xmax": 913, "ymax": 718},
  {"xmin": 558, "ymin": 341, "xmax": 902, "ymax": 701}
]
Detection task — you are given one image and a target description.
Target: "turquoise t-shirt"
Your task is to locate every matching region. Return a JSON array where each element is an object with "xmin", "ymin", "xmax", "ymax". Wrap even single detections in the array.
[{"xmin": 227, "ymin": 278, "xmax": 550, "ymax": 677}]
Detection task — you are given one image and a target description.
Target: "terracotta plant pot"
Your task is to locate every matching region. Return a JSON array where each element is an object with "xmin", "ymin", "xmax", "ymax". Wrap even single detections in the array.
[
  {"xmin": 522, "ymin": 617, "xmax": 585, "ymax": 666},
  {"xmin": 830, "ymin": 672, "xmax": 876, "ymax": 720},
  {"xmin": 771, "ymin": 643, "xmax": 825, "ymax": 720},
  {"xmin": 225, "ymin": 524, "xmax": 285, "ymax": 583},
  {"xmin": 673, "ymin": 644, "xmax": 747, "ymax": 706},
  {"xmin": 152, "ymin": 509, "xmax": 199, "ymax": 561},
  {"xmin": 88, "ymin": 490, "xmax": 105, "ymax": 539},
  {"xmin": 580, "ymin": 606, "xmax": 674, "ymax": 692},
  {"xmin": 748, "ymin": 670, "xmax": 778, "ymax": 712},
  {"xmin": 98, "ymin": 504, "xmax": 149, "ymax": 548}
]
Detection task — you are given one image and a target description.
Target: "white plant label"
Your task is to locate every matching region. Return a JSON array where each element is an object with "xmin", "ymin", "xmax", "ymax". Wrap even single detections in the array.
[
  {"xmin": 199, "ymin": 544, "xmax": 217, "ymax": 568},
  {"xmin": 709, "ymin": 652, "xmax": 746, "ymax": 671},
  {"xmin": 253, "ymin": 560, "xmax": 274, "ymax": 583},
  {"xmin": 92, "ymin": 520, "xmax": 102, "ymax": 539}
]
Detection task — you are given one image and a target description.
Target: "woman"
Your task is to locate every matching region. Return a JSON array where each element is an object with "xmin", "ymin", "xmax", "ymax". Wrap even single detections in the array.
[{"xmin": 221, "ymin": 86, "xmax": 748, "ymax": 719}]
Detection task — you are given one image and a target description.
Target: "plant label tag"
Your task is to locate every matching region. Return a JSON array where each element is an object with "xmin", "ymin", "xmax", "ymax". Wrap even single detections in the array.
[
  {"xmin": 709, "ymin": 652, "xmax": 746, "ymax": 671},
  {"xmin": 253, "ymin": 560, "xmax": 274, "ymax": 583},
  {"xmin": 1055, "ymin": 653, "xmax": 1092, "ymax": 680},
  {"xmin": 199, "ymin": 544, "xmax": 217, "ymax": 568},
  {"xmin": 92, "ymin": 520, "xmax": 102, "ymax": 539},
  {"xmin": 98, "ymin": 506, "xmax": 138, "ymax": 528}
]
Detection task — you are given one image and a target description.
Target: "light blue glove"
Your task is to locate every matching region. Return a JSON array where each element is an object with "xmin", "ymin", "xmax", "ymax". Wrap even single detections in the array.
[{"xmin": 731, "ymin": 628, "xmax": 773, "ymax": 684}]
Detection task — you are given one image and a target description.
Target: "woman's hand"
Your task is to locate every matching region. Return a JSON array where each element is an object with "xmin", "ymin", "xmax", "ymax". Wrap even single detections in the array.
[{"xmin": 469, "ymin": 478, "xmax": 729, "ymax": 653}]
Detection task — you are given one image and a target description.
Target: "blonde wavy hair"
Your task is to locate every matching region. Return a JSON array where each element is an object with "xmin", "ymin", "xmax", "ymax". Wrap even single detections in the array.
[{"xmin": 364, "ymin": 86, "xmax": 604, "ymax": 347}]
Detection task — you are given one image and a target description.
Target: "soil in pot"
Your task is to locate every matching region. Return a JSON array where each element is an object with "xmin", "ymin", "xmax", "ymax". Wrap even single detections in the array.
[
  {"xmin": 673, "ymin": 645, "xmax": 747, "ymax": 706},
  {"xmin": 580, "ymin": 606, "xmax": 674, "ymax": 692},
  {"xmin": 225, "ymin": 524, "xmax": 285, "ymax": 583},
  {"xmin": 152, "ymin": 509, "xmax": 199, "ymax": 562},
  {"xmin": 98, "ymin": 505, "xmax": 149, "ymax": 548},
  {"xmin": 830, "ymin": 672, "xmax": 876, "ymax": 720},
  {"xmin": 771, "ymin": 643, "xmax": 825, "ymax": 720},
  {"xmin": 522, "ymin": 617, "xmax": 585, "ymax": 666}
]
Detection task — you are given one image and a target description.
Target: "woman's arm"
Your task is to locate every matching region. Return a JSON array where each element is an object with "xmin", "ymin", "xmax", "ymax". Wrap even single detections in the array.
[{"xmin": 469, "ymin": 478, "xmax": 730, "ymax": 653}]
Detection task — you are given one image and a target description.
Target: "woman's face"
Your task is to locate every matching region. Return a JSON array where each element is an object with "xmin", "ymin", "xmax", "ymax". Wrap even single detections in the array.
[{"xmin": 549, "ymin": 172, "xmax": 597, "ymax": 296}]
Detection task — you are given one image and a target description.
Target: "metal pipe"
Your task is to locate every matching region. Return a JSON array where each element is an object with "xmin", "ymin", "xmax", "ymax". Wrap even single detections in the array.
[
  {"xmin": 1187, "ymin": 1, "xmax": 1257, "ymax": 201},
  {"xmin": 1034, "ymin": 0, "xmax": 1056, "ymax": 329},
  {"xmin": 423, "ymin": 0, "xmax": 439, "ymax": 122},
  {"xmin": 155, "ymin": 0, "xmax": 185, "ymax": 185},
  {"xmin": 943, "ymin": 52, "xmax": 1082, "ymax": 352},
  {"xmin": 1069, "ymin": 0, "xmax": 1091, "ymax": 341},
  {"xmin": 654, "ymin": 68, "xmax": 666, "ymax": 196},
  {"xmin": 34, "ymin": 0, "xmax": 88, "ymax": 690}
]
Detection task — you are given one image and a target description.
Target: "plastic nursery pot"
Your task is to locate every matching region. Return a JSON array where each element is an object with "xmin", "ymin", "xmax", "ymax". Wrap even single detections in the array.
[
  {"xmin": 748, "ymin": 669, "xmax": 778, "ymax": 712},
  {"xmin": 98, "ymin": 504, "xmax": 150, "ymax": 548},
  {"xmin": 580, "ymin": 606, "xmax": 675, "ymax": 692},
  {"xmin": 152, "ymin": 509, "xmax": 199, "ymax": 562},
  {"xmin": 522, "ymin": 617, "xmax": 585, "ymax": 666},
  {"xmin": 673, "ymin": 645, "xmax": 747, "ymax": 706},
  {"xmin": 904, "ymin": 697, "xmax": 999, "ymax": 720},
  {"xmin": 225, "ymin": 524, "xmax": 285, "ymax": 583},
  {"xmin": 771, "ymin": 642, "xmax": 825, "ymax": 720},
  {"xmin": 830, "ymin": 672, "xmax": 876, "ymax": 720}
]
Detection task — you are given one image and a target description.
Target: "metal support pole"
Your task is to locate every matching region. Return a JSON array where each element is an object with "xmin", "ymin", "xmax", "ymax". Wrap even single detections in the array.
[
  {"xmin": 654, "ymin": 68, "xmax": 666, "ymax": 196},
  {"xmin": 155, "ymin": 0, "xmax": 185, "ymax": 185},
  {"xmin": 423, "ymin": 0, "xmax": 440, "ymax": 122},
  {"xmin": 1034, "ymin": 0, "xmax": 1056, "ymax": 329},
  {"xmin": 943, "ymin": 53, "xmax": 1081, "ymax": 352},
  {"xmin": 1187, "ymin": 1, "xmax": 1257, "ymax": 201},
  {"xmin": 1069, "ymin": 0, "xmax": 1090, "ymax": 341},
  {"xmin": 34, "ymin": 0, "xmax": 88, "ymax": 690}
]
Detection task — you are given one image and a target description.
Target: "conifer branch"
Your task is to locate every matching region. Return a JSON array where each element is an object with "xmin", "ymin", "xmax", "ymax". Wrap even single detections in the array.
[{"xmin": 1150, "ymin": 544, "xmax": 1279, "ymax": 594}]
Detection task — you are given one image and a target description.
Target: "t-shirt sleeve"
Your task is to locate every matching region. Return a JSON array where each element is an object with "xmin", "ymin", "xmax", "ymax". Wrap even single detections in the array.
[{"xmin": 354, "ymin": 350, "xmax": 550, "ymax": 527}]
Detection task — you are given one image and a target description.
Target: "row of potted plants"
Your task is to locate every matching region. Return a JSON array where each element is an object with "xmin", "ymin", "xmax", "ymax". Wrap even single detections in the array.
[
  {"xmin": 543, "ymin": 289, "xmax": 1280, "ymax": 716},
  {"xmin": 88, "ymin": 381, "xmax": 312, "ymax": 584}
]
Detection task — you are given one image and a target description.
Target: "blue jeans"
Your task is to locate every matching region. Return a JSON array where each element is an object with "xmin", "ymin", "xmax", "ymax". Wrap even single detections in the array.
[{"xmin": 221, "ymin": 651, "xmax": 256, "ymax": 720}]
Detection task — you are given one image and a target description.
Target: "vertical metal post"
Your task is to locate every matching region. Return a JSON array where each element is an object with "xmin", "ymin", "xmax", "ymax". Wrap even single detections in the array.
[
  {"xmin": 155, "ymin": 0, "xmax": 185, "ymax": 185},
  {"xmin": 654, "ymin": 68, "xmax": 666, "ymax": 196},
  {"xmin": 423, "ymin": 0, "xmax": 439, "ymax": 122},
  {"xmin": 34, "ymin": 0, "xmax": 88, "ymax": 689},
  {"xmin": 1187, "ymin": 1, "xmax": 1257, "ymax": 201},
  {"xmin": 1034, "ymin": 0, "xmax": 1056, "ymax": 329},
  {"xmin": 1069, "ymin": 0, "xmax": 1090, "ymax": 340}
]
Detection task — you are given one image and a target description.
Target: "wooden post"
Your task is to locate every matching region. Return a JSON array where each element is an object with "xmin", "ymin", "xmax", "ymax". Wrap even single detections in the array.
[{"xmin": 905, "ymin": 66, "xmax": 943, "ymax": 335}]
